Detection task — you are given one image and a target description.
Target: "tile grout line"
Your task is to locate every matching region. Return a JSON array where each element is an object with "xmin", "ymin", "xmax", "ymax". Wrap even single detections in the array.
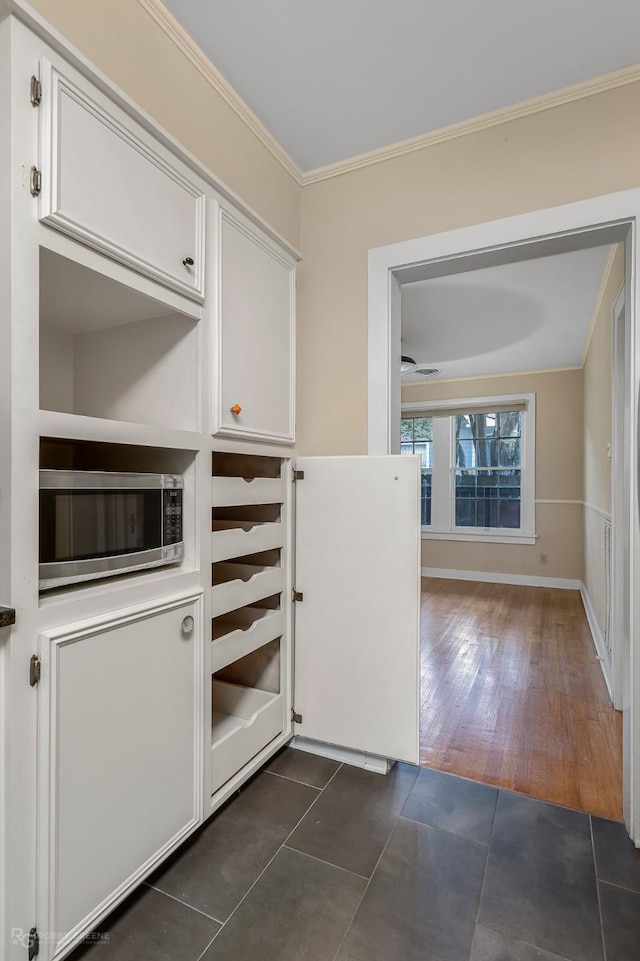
[
  {"xmin": 264, "ymin": 768, "xmax": 325, "ymax": 790},
  {"xmin": 466, "ymin": 787, "xmax": 501, "ymax": 960},
  {"xmin": 590, "ymin": 815, "xmax": 608, "ymax": 961},
  {"xmin": 198, "ymin": 763, "xmax": 345, "ymax": 949},
  {"xmin": 280, "ymin": 762, "xmax": 343, "ymax": 848},
  {"xmin": 194, "ymin": 930, "xmax": 222, "ymax": 961},
  {"xmin": 281, "ymin": 843, "xmax": 369, "ymax": 880},
  {"xmin": 598, "ymin": 877, "xmax": 640, "ymax": 895},
  {"xmin": 328, "ymin": 810, "xmax": 405, "ymax": 961},
  {"xmin": 143, "ymin": 882, "xmax": 224, "ymax": 925},
  {"xmin": 398, "ymin": 811, "xmax": 490, "ymax": 845}
]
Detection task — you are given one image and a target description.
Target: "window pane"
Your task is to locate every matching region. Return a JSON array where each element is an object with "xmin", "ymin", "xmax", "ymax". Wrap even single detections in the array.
[
  {"xmin": 413, "ymin": 417, "xmax": 433, "ymax": 440},
  {"xmin": 416, "ymin": 442, "xmax": 433, "ymax": 469},
  {"xmin": 400, "ymin": 417, "xmax": 434, "ymax": 470},
  {"xmin": 459, "ymin": 413, "xmax": 497, "ymax": 440},
  {"xmin": 498, "ymin": 498, "xmax": 521, "ymax": 528},
  {"xmin": 400, "ymin": 418, "xmax": 414, "ymax": 442},
  {"xmin": 498, "ymin": 438, "xmax": 520, "ymax": 467},
  {"xmin": 455, "ymin": 468, "xmax": 521, "ymax": 529},
  {"xmin": 498, "ymin": 411, "xmax": 521, "ymax": 437},
  {"xmin": 421, "ymin": 471, "xmax": 432, "ymax": 526}
]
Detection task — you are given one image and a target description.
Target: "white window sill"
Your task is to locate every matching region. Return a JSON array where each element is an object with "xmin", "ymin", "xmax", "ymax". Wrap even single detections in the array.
[{"xmin": 421, "ymin": 529, "xmax": 537, "ymax": 546}]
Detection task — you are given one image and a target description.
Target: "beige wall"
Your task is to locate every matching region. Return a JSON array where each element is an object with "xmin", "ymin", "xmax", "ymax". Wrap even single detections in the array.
[
  {"xmin": 28, "ymin": 0, "xmax": 301, "ymax": 248},
  {"xmin": 401, "ymin": 371, "xmax": 584, "ymax": 579},
  {"xmin": 297, "ymin": 80, "xmax": 640, "ymax": 455},
  {"xmin": 583, "ymin": 244, "xmax": 624, "ymax": 632}
]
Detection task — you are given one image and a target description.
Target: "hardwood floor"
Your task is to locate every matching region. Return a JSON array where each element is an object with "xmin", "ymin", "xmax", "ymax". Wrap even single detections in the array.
[{"xmin": 420, "ymin": 578, "xmax": 623, "ymax": 821}]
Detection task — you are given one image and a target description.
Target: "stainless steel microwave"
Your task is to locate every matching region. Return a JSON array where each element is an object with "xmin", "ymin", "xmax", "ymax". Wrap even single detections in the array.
[{"xmin": 39, "ymin": 470, "xmax": 184, "ymax": 590}]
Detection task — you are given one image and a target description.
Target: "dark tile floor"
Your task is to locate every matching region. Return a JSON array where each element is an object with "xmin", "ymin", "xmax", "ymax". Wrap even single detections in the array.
[{"xmin": 68, "ymin": 748, "xmax": 640, "ymax": 961}]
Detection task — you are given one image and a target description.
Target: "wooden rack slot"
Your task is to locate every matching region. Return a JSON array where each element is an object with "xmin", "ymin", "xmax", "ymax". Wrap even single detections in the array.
[
  {"xmin": 213, "ymin": 601, "xmax": 280, "ymax": 640},
  {"xmin": 210, "ymin": 638, "xmax": 284, "ymax": 795},
  {"xmin": 212, "ymin": 504, "xmax": 283, "ymax": 563},
  {"xmin": 212, "ymin": 451, "xmax": 283, "ymax": 478},
  {"xmin": 212, "ymin": 600, "xmax": 284, "ymax": 673}
]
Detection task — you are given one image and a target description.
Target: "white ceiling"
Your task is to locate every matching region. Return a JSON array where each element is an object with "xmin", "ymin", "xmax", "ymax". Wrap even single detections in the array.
[
  {"xmin": 400, "ymin": 245, "xmax": 612, "ymax": 383},
  {"xmin": 162, "ymin": 0, "xmax": 640, "ymax": 171}
]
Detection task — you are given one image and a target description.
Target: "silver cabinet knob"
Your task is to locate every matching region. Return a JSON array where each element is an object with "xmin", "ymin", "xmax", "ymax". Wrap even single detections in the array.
[{"xmin": 181, "ymin": 615, "xmax": 194, "ymax": 635}]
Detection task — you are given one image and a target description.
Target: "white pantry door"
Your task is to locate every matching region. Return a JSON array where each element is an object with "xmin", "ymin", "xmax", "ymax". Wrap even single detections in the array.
[{"xmin": 294, "ymin": 456, "xmax": 421, "ymax": 763}]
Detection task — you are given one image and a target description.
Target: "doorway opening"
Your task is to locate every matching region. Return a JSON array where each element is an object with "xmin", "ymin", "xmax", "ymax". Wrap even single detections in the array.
[
  {"xmin": 399, "ymin": 244, "xmax": 622, "ymax": 819},
  {"xmin": 367, "ymin": 190, "xmax": 639, "ymax": 840}
]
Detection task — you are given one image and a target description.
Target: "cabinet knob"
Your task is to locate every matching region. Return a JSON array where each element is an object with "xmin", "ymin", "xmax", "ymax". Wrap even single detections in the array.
[
  {"xmin": 182, "ymin": 256, "xmax": 194, "ymax": 267},
  {"xmin": 181, "ymin": 615, "xmax": 194, "ymax": 635},
  {"xmin": 230, "ymin": 404, "xmax": 242, "ymax": 416}
]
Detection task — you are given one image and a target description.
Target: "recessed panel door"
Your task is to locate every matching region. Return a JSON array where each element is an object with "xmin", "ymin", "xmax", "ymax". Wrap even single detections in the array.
[
  {"xmin": 36, "ymin": 592, "xmax": 202, "ymax": 960},
  {"xmin": 294, "ymin": 456, "xmax": 420, "ymax": 762}
]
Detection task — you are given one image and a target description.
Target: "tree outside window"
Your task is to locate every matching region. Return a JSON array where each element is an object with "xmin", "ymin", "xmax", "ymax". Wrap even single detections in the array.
[{"xmin": 455, "ymin": 411, "xmax": 522, "ymax": 529}]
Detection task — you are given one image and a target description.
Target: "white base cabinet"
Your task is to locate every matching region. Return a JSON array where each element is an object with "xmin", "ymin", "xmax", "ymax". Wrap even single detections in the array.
[{"xmin": 36, "ymin": 592, "xmax": 203, "ymax": 961}]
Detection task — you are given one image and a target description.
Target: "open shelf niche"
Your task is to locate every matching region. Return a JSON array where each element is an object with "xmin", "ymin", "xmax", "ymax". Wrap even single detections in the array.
[
  {"xmin": 39, "ymin": 247, "xmax": 199, "ymax": 432},
  {"xmin": 39, "ymin": 437, "xmax": 199, "ymax": 601},
  {"xmin": 211, "ymin": 638, "xmax": 284, "ymax": 796}
]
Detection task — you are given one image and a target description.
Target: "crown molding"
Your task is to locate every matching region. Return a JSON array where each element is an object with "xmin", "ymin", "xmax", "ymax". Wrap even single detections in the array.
[
  {"xmin": 302, "ymin": 64, "xmax": 640, "ymax": 185},
  {"xmin": 136, "ymin": 0, "xmax": 303, "ymax": 185},
  {"xmin": 581, "ymin": 245, "xmax": 619, "ymax": 366}
]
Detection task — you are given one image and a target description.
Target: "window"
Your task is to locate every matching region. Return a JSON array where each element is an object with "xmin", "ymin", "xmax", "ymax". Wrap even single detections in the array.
[
  {"xmin": 401, "ymin": 394, "xmax": 535, "ymax": 544},
  {"xmin": 400, "ymin": 416, "xmax": 433, "ymax": 524}
]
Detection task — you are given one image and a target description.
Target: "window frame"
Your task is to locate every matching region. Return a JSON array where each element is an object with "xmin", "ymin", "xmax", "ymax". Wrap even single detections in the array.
[{"xmin": 401, "ymin": 393, "xmax": 536, "ymax": 545}]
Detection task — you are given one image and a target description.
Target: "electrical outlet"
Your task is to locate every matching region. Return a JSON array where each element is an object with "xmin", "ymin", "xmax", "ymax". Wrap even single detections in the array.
[{"xmin": 539, "ymin": 553, "xmax": 548, "ymax": 565}]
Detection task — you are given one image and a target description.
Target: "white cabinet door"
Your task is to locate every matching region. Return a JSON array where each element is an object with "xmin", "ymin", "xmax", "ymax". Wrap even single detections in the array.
[
  {"xmin": 39, "ymin": 59, "xmax": 206, "ymax": 301},
  {"xmin": 294, "ymin": 456, "xmax": 420, "ymax": 763},
  {"xmin": 214, "ymin": 206, "xmax": 295, "ymax": 444},
  {"xmin": 36, "ymin": 591, "xmax": 203, "ymax": 961}
]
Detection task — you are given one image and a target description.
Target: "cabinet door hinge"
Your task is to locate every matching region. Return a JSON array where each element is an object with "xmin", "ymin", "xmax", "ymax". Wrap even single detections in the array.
[
  {"xmin": 29, "ymin": 655, "xmax": 41, "ymax": 687},
  {"xmin": 30, "ymin": 167, "xmax": 42, "ymax": 197},
  {"xmin": 292, "ymin": 709, "xmax": 302, "ymax": 724},
  {"xmin": 30, "ymin": 75, "xmax": 42, "ymax": 107},
  {"xmin": 292, "ymin": 590, "xmax": 303, "ymax": 603},
  {"xmin": 292, "ymin": 469, "xmax": 304, "ymax": 483},
  {"xmin": 28, "ymin": 927, "xmax": 39, "ymax": 959}
]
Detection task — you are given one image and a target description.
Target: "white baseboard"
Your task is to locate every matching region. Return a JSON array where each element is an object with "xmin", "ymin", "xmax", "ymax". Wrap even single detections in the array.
[
  {"xmin": 580, "ymin": 584, "xmax": 613, "ymax": 701},
  {"xmin": 290, "ymin": 736, "xmax": 393, "ymax": 775},
  {"xmin": 421, "ymin": 567, "xmax": 582, "ymax": 590}
]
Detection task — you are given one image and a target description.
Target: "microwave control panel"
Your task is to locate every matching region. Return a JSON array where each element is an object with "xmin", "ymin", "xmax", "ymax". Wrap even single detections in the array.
[{"xmin": 163, "ymin": 489, "xmax": 183, "ymax": 545}]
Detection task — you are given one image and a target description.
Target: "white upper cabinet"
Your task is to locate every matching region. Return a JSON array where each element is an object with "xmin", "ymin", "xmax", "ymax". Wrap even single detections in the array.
[
  {"xmin": 213, "ymin": 205, "xmax": 296, "ymax": 444},
  {"xmin": 38, "ymin": 59, "xmax": 206, "ymax": 301}
]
